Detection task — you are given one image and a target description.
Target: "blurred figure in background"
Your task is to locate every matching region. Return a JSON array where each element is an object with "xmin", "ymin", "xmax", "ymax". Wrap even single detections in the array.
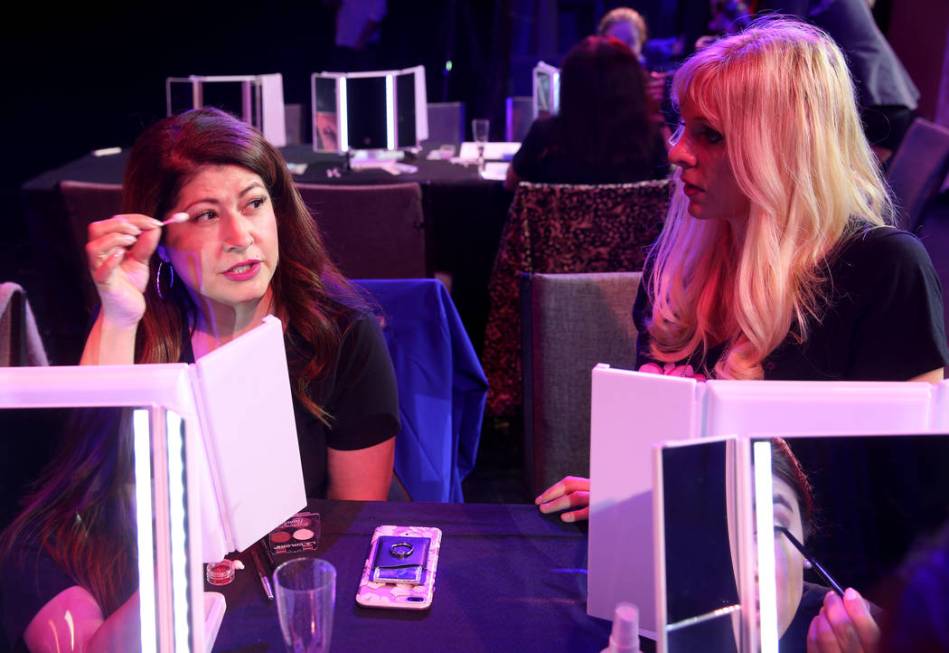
[
  {"xmin": 757, "ymin": 0, "xmax": 918, "ymax": 164},
  {"xmin": 597, "ymin": 7, "xmax": 648, "ymax": 62},
  {"xmin": 505, "ymin": 35, "xmax": 668, "ymax": 190},
  {"xmin": 327, "ymin": 0, "xmax": 387, "ymax": 71}
]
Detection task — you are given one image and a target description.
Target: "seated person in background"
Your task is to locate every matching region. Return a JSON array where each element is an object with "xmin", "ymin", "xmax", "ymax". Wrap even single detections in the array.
[
  {"xmin": 81, "ymin": 108, "xmax": 399, "ymax": 501},
  {"xmin": 598, "ymin": 7, "xmax": 673, "ymax": 137},
  {"xmin": 536, "ymin": 18, "xmax": 947, "ymax": 515},
  {"xmin": 597, "ymin": 6, "xmax": 648, "ymax": 61},
  {"xmin": 505, "ymin": 35, "xmax": 669, "ymax": 191},
  {"xmin": 0, "ymin": 409, "xmax": 141, "ymax": 652},
  {"xmin": 755, "ymin": 0, "xmax": 919, "ymax": 164}
]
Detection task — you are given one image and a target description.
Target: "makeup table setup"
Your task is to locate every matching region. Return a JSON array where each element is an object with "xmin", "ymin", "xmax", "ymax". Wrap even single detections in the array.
[
  {"xmin": 206, "ymin": 500, "xmax": 615, "ymax": 653},
  {"xmin": 4, "ymin": 318, "xmax": 949, "ymax": 653}
]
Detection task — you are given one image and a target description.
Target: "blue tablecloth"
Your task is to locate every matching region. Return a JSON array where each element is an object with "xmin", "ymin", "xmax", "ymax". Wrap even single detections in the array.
[{"xmin": 354, "ymin": 279, "xmax": 487, "ymax": 502}]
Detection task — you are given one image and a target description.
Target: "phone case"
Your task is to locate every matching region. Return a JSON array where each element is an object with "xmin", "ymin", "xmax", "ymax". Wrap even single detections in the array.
[{"xmin": 355, "ymin": 524, "xmax": 442, "ymax": 610}]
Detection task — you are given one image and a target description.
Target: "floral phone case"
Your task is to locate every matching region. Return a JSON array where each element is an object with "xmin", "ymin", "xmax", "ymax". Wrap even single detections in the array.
[{"xmin": 355, "ymin": 524, "xmax": 442, "ymax": 610}]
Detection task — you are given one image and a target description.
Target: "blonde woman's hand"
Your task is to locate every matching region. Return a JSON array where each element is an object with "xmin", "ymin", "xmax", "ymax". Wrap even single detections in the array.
[
  {"xmin": 85, "ymin": 214, "xmax": 163, "ymax": 327},
  {"xmin": 638, "ymin": 361, "xmax": 707, "ymax": 381},
  {"xmin": 806, "ymin": 589, "xmax": 879, "ymax": 653},
  {"xmin": 535, "ymin": 476, "xmax": 590, "ymax": 523}
]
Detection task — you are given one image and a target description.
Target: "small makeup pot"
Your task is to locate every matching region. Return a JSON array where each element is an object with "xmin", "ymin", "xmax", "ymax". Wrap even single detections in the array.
[{"xmin": 206, "ymin": 558, "xmax": 244, "ymax": 586}]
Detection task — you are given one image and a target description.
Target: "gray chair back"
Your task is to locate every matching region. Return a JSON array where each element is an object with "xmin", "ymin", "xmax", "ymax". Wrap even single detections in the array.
[
  {"xmin": 505, "ymin": 96, "xmax": 533, "ymax": 142},
  {"xmin": 0, "ymin": 283, "xmax": 48, "ymax": 367},
  {"xmin": 296, "ymin": 182, "xmax": 427, "ymax": 278},
  {"xmin": 520, "ymin": 271, "xmax": 641, "ymax": 497},
  {"xmin": 424, "ymin": 102, "xmax": 466, "ymax": 147},
  {"xmin": 886, "ymin": 118, "xmax": 949, "ymax": 233}
]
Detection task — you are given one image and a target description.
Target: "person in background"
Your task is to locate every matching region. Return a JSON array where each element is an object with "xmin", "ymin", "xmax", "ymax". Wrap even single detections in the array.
[
  {"xmin": 597, "ymin": 6, "xmax": 648, "ymax": 61},
  {"xmin": 505, "ymin": 35, "xmax": 668, "ymax": 191},
  {"xmin": 597, "ymin": 6, "xmax": 672, "ymax": 134},
  {"xmin": 756, "ymin": 0, "xmax": 918, "ymax": 164},
  {"xmin": 535, "ymin": 18, "xmax": 946, "ymax": 525},
  {"xmin": 327, "ymin": 0, "xmax": 387, "ymax": 71}
]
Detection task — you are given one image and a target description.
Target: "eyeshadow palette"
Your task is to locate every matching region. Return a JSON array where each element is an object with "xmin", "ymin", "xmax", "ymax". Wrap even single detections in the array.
[{"xmin": 268, "ymin": 511, "xmax": 321, "ymax": 555}]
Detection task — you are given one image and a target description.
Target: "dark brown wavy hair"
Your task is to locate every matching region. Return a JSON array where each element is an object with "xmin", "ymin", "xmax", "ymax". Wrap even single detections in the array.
[
  {"xmin": 0, "ymin": 408, "xmax": 136, "ymax": 615},
  {"xmin": 127, "ymin": 108, "xmax": 359, "ymax": 421},
  {"xmin": 556, "ymin": 35, "xmax": 662, "ymax": 170},
  {"xmin": 771, "ymin": 438, "xmax": 816, "ymax": 539}
]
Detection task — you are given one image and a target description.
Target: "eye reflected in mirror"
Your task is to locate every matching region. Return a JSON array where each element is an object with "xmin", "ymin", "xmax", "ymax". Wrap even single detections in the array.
[
  {"xmin": 774, "ymin": 526, "xmax": 843, "ymax": 598},
  {"xmin": 660, "ymin": 439, "xmax": 740, "ymax": 653}
]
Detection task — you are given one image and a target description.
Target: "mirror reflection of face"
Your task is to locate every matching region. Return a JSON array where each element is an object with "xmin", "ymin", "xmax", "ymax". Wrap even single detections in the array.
[
  {"xmin": 669, "ymin": 100, "xmax": 750, "ymax": 224},
  {"xmin": 772, "ymin": 476, "xmax": 806, "ymax": 639},
  {"xmin": 315, "ymin": 112, "xmax": 339, "ymax": 151},
  {"xmin": 161, "ymin": 164, "xmax": 279, "ymax": 317}
]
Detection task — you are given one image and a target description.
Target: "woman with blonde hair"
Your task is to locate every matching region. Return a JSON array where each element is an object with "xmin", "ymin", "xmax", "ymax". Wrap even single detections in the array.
[
  {"xmin": 538, "ymin": 18, "xmax": 946, "ymax": 538},
  {"xmin": 635, "ymin": 16, "xmax": 946, "ymax": 383}
]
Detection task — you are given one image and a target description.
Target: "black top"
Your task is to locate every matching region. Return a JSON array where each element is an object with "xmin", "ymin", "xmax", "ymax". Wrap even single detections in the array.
[
  {"xmin": 511, "ymin": 116, "xmax": 669, "ymax": 186},
  {"xmin": 181, "ymin": 309, "xmax": 400, "ymax": 498},
  {"xmin": 634, "ymin": 227, "xmax": 949, "ymax": 380}
]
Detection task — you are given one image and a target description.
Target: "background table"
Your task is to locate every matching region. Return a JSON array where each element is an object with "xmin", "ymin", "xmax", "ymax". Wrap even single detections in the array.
[
  {"xmin": 20, "ymin": 146, "xmax": 513, "ymax": 364},
  {"xmin": 206, "ymin": 500, "xmax": 652, "ymax": 653}
]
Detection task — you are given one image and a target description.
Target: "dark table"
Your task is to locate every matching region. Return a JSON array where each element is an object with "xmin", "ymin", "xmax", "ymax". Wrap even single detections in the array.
[
  {"xmin": 206, "ymin": 500, "xmax": 648, "ymax": 653},
  {"xmin": 21, "ymin": 146, "xmax": 513, "ymax": 364}
]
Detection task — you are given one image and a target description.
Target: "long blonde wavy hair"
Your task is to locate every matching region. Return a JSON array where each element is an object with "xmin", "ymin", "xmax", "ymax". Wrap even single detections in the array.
[{"xmin": 646, "ymin": 18, "xmax": 893, "ymax": 379}]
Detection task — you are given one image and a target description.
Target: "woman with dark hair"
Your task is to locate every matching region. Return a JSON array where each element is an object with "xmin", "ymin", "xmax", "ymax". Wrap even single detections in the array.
[
  {"xmin": 81, "ymin": 108, "xmax": 398, "ymax": 503},
  {"xmin": 2, "ymin": 108, "xmax": 400, "ymax": 651},
  {"xmin": 504, "ymin": 35, "xmax": 668, "ymax": 190}
]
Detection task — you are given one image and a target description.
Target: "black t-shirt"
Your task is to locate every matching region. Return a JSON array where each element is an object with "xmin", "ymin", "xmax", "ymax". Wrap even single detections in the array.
[
  {"xmin": 633, "ymin": 227, "xmax": 949, "ymax": 380},
  {"xmin": 511, "ymin": 116, "xmax": 669, "ymax": 186},
  {"xmin": 181, "ymin": 309, "xmax": 400, "ymax": 497}
]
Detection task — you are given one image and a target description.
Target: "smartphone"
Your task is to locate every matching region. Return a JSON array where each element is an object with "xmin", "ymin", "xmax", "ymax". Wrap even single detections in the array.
[{"xmin": 355, "ymin": 524, "xmax": 442, "ymax": 610}]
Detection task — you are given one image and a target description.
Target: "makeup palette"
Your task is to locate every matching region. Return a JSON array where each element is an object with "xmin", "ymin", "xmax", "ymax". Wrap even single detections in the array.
[{"xmin": 268, "ymin": 511, "xmax": 321, "ymax": 555}]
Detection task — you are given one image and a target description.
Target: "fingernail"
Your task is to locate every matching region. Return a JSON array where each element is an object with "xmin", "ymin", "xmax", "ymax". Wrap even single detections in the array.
[
  {"xmin": 844, "ymin": 588, "xmax": 869, "ymax": 614},
  {"xmin": 827, "ymin": 591, "xmax": 843, "ymax": 610},
  {"xmin": 562, "ymin": 513, "xmax": 574, "ymax": 523}
]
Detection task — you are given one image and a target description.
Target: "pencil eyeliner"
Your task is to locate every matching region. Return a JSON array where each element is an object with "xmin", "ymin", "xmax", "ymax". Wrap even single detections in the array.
[{"xmin": 775, "ymin": 526, "xmax": 844, "ymax": 597}]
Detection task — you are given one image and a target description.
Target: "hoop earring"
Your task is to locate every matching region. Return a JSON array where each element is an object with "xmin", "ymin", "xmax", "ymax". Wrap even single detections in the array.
[{"xmin": 156, "ymin": 260, "xmax": 175, "ymax": 300}]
